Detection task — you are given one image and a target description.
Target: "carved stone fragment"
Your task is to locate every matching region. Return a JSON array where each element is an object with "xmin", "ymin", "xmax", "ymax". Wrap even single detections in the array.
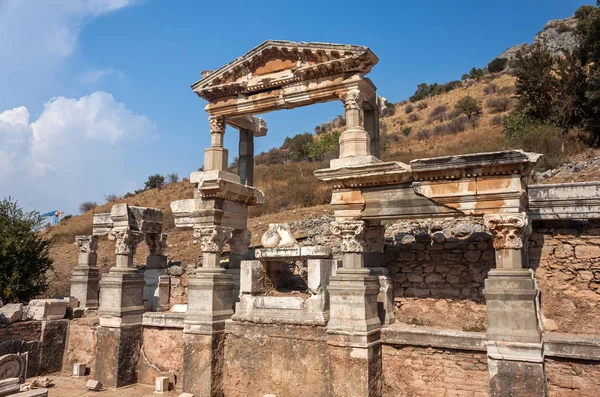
[{"xmin": 483, "ymin": 213, "xmax": 531, "ymax": 250}]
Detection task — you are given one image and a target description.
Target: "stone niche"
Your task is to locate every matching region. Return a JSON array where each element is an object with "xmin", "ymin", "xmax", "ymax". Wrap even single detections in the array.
[{"xmin": 233, "ymin": 224, "xmax": 337, "ymax": 326}]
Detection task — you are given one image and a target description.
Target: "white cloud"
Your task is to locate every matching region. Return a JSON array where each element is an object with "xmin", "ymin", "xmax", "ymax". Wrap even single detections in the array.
[
  {"xmin": 77, "ymin": 67, "xmax": 124, "ymax": 84},
  {"xmin": 0, "ymin": 0, "xmax": 140, "ymax": 109},
  {"xmin": 0, "ymin": 91, "xmax": 156, "ymax": 213}
]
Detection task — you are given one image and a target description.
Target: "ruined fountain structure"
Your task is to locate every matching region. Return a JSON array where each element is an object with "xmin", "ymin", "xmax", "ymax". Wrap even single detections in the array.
[{"xmin": 4, "ymin": 40, "xmax": 600, "ymax": 397}]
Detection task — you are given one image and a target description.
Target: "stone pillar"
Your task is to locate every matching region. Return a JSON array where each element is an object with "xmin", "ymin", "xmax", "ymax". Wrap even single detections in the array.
[
  {"xmin": 204, "ymin": 116, "xmax": 227, "ymax": 171},
  {"xmin": 95, "ymin": 230, "xmax": 145, "ymax": 388},
  {"xmin": 364, "ymin": 222, "xmax": 394, "ymax": 325},
  {"xmin": 337, "ymin": 89, "xmax": 370, "ymax": 160},
  {"xmin": 327, "ymin": 220, "xmax": 382, "ymax": 397},
  {"xmin": 182, "ymin": 225, "xmax": 234, "ymax": 397},
  {"xmin": 363, "ymin": 100, "xmax": 380, "ymax": 159},
  {"xmin": 227, "ymin": 229, "xmax": 251, "ymax": 304},
  {"xmin": 483, "ymin": 213, "xmax": 545, "ymax": 397},
  {"xmin": 238, "ymin": 129, "xmax": 254, "ymax": 186},
  {"xmin": 144, "ymin": 233, "xmax": 169, "ymax": 311},
  {"xmin": 70, "ymin": 235, "xmax": 100, "ymax": 308}
]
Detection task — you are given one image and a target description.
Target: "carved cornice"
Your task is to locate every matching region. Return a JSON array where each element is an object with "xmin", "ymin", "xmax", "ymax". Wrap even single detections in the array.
[
  {"xmin": 75, "ymin": 235, "xmax": 98, "ymax": 254},
  {"xmin": 209, "ymin": 116, "xmax": 226, "ymax": 135},
  {"xmin": 193, "ymin": 226, "xmax": 234, "ymax": 253},
  {"xmin": 109, "ymin": 230, "xmax": 145, "ymax": 256},
  {"xmin": 331, "ymin": 220, "xmax": 366, "ymax": 253},
  {"xmin": 146, "ymin": 233, "xmax": 167, "ymax": 256},
  {"xmin": 483, "ymin": 213, "xmax": 531, "ymax": 250}
]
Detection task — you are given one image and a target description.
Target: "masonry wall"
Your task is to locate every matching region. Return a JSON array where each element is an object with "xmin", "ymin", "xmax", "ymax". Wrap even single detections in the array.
[
  {"xmin": 529, "ymin": 220, "xmax": 600, "ymax": 334},
  {"xmin": 545, "ymin": 358, "xmax": 600, "ymax": 396},
  {"xmin": 222, "ymin": 322, "xmax": 332, "ymax": 397},
  {"xmin": 138, "ymin": 326, "xmax": 184, "ymax": 389},
  {"xmin": 63, "ymin": 316, "xmax": 98, "ymax": 375},
  {"xmin": 381, "ymin": 345, "xmax": 490, "ymax": 397}
]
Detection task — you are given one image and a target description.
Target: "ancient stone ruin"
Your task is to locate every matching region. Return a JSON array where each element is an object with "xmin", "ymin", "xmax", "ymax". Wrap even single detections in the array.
[{"xmin": 1, "ymin": 40, "xmax": 600, "ymax": 397}]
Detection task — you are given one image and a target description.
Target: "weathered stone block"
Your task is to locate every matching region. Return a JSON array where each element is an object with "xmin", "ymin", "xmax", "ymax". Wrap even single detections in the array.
[
  {"xmin": 94, "ymin": 325, "xmax": 142, "ymax": 388},
  {"xmin": 86, "ymin": 379, "xmax": 102, "ymax": 391},
  {"xmin": 10, "ymin": 389, "xmax": 49, "ymax": 397},
  {"xmin": 155, "ymin": 376, "xmax": 169, "ymax": 393},
  {"xmin": 240, "ymin": 260, "xmax": 265, "ymax": 294},
  {"xmin": 73, "ymin": 362, "xmax": 86, "ymax": 377},
  {"xmin": 39, "ymin": 319, "xmax": 69, "ymax": 374},
  {"xmin": 0, "ymin": 378, "xmax": 20, "ymax": 396},
  {"xmin": 0, "ymin": 304, "xmax": 23, "ymax": 324},
  {"xmin": 575, "ymin": 245, "xmax": 600, "ymax": 259},
  {"xmin": 26, "ymin": 300, "xmax": 67, "ymax": 321}
]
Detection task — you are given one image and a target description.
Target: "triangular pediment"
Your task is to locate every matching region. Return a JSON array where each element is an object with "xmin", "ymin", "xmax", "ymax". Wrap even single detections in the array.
[{"xmin": 192, "ymin": 40, "xmax": 378, "ymax": 101}]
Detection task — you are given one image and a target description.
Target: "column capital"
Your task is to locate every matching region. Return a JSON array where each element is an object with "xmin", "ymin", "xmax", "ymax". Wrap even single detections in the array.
[
  {"xmin": 483, "ymin": 213, "xmax": 531, "ymax": 250},
  {"xmin": 208, "ymin": 115, "xmax": 226, "ymax": 135},
  {"xmin": 76, "ymin": 235, "xmax": 98, "ymax": 253},
  {"xmin": 331, "ymin": 220, "xmax": 366, "ymax": 253},
  {"xmin": 193, "ymin": 226, "xmax": 233, "ymax": 253},
  {"xmin": 109, "ymin": 230, "xmax": 145, "ymax": 255},
  {"xmin": 339, "ymin": 88, "xmax": 364, "ymax": 111},
  {"xmin": 146, "ymin": 233, "xmax": 167, "ymax": 256}
]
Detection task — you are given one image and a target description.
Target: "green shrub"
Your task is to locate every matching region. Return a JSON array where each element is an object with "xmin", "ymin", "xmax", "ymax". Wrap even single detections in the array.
[
  {"xmin": 455, "ymin": 96, "xmax": 482, "ymax": 119},
  {"xmin": 469, "ymin": 67, "xmax": 485, "ymax": 81},
  {"xmin": 0, "ymin": 198, "xmax": 53, "ymax": 304},
  {"xmin": 405, "ymin": 104, "xmax": 414, "ymax": 114},
  {"xmin": 144, "ymin": 174, "xmax": 165, "ymax": 190},
  {"xmin": 308, "ymin": 132, "xmax": 340, "ymax": 161},
  {"xmin": 283, "ymin": 133, "xmax": 314, "ymax": 162},
  {"xmin": 401, "ymin": 126, "xmax": 412, "ymax": 136},
  {"xmin": 483, "ymin": 83, "xmax": 498, "ymax": 95},
  {"xmin": 408, "ymin": 113, "xmax": 419, "ymax": 122},
  {"xmin": 486, "ymin": 97, "xmax": 512, "ymax": 113},
  {"xmin": 487, "ymin": 58, "xmax": 508, "ymax": 73}
]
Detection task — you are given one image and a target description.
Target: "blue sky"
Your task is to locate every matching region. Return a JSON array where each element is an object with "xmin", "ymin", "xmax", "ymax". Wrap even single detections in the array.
[{"xmin": 0, "ymin": 0, "xmax": 592, "ymax": 214}]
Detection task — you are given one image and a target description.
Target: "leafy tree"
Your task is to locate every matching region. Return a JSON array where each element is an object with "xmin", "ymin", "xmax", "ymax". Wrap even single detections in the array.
[
  {"xmin": 487, "ymin": 57, "xmax": 508, "ymax": 73},
  {"xmin": 0, "ymin": 198, "xmax": 53, "ymax": 304},
  {"xmin": 167, "ymin": 173, "xmax": 179, "ymax": 183},
  {"xmin": 144, "ymin": 174, "xmax": 165, "ymax": 190},
  {"xmin": 455, "ymin": 96, "xmax": 482, "ymax": 119},
  {"xmin": 461, "ymin": 74, "xmax": 469, "ymax": 81},
  {"xmin": 79, "ymin": 201, "xmax": 97, "ymax": 214},
  {"xmin": 469, "ymin": 67, "xmax": 485, "ymax": 81},
  {"xmin": 283, "ymin": 133, "xmax": 314, "ymax": 162},
  {"xmin": 308, "ymin": 132, "xmax": 340, "ymax": 161}
]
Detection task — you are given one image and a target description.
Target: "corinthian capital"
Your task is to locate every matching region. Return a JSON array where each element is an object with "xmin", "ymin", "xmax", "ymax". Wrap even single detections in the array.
[
  {"xmin": 208, "ymin": 115, "xmax": 226, "ymax": 135},
  {"xmin": 75, "ymin": 235, "xmax": 98, "ymax": 254},
  {"xmin": 146, "ymin": 233, "xmax": 168, "ymax": 256},
  {"xmin": 331, "ymin": 220, "xmax": 366, "ymax": 253},
  {"xmin": 193, "ymin": 226, "xmax": 233, "ymax": 253},
  {"xmin": 109, "ymin": 230, "xmax": 145, "ymax": 255},
  {"xmin": 483, "ymin": 213, "xmax": 531, "ymax": 250},
  {"xmin": 339, "ymin": 89, "xmax": 364, "ymax": 111}
]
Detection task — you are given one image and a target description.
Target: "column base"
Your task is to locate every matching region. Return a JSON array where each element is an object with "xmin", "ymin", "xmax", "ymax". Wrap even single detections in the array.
[
  {"xmin": 98, "ymin": 268, "xmax": 145, "ymax": 320},
  {"xmin": 94, "ymin": 324, "xmax": 143, "ymax": 388},
  {"xmin": 70, "ymin": 266, "xmax": 100, "ymax": 308},
  {"xmin": 185, "ymin": 268, "xmax": 234, "ymax": 331},
  {"xmin": 327, "ymin": 268, "xmax": 381, "ymax": 334},
  {"xmin": 483, "ymin": 269, "xmax": 541, "ymax": 344},
  {"xmin": 488, "ymin": 342, "xmax": 546, "ymax": 397},
  {"xmin": 182, "ymin": 331, "xmax": 225, "ymax": 397}
]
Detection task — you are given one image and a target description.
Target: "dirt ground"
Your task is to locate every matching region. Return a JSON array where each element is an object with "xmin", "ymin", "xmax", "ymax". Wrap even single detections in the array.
[{"xmin": 43, "ymin": 376, "xmax": 179, "ymax": 396}]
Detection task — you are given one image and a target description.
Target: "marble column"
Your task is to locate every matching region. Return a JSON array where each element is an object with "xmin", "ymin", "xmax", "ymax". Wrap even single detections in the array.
[
  {"xmin": 483, "ymin": 213, "xmax": 545, "ymax": 397},
  {"xmin": 95, "ymin": 230, "xmax": 145, "ymax": 388},
  {"xmin": 327, "ymin": 220, "xmax": 382, "ymax": 397},
  {"xmin": 70, "ymin": 235, "xmax": 100, "ymax": 309},
  {"xmin": 204, "ymin": 116, "xmax": 228, "ymax": 171},
  {"xmin": 238, "ymin": 129, "xmax": 254, "ymax": 186},
  {"xmin": 143, "ymin": 233, "xmax": 169, "ymax": 311},
  {"xmin": 182, "ymin": 225, "xmax": 234, "ymax": 397}
]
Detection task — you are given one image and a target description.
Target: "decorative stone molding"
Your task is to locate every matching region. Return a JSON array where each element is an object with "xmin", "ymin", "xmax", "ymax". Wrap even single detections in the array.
[
  {"xmin": 230, "ymin": 229, "xmax": 252, "ymax": 255},
  {"xmin": 75, "ymin": 235, "xmax": 99, "ymax": 253},
  {"xmin": 0, "ymin": 353, "xmax": 26, "ymax": 382},
  {"xmin": 109, "ymin": 230, "xmax": 145, "ymax": 255},
  {"xmin": 193, "ymin": 226, "xmax": 233, "ymax": 253},
  {"xmin": 331, "ymin": 220, "xmax": 366, "ymax": 252},
  {"xmin": 483, "ymin": 213, "xmax": 531, "ymax": 250},
  {"xmin": 261, "ymin": 223, "xmax": 297, "ymax": 248},
  {"xmin": 146, "ymin": 233, "xmax": 167, "ymax": 256},
  {"xmin": 209, "ymin": 115, "xmax": 226, "ymax": 135},
  {"xmin": 339, "ymin": 89, "xmax": 364, "ymax": 111}
]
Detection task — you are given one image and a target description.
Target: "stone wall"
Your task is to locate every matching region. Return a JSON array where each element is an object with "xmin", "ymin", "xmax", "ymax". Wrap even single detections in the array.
[
  {"xmin": 545, "ymin": 358, "xmax": 600, "ymax": 396},
  {"xmin": 385, "ymin": 218, "xmax": 493, "ymax": 331},
  {"xmin": 381, "ymin": 345, "xmax": 489, "ymax": 397},
  {"xmin": 138, "ymin": 327, "xmax": 184, "ymax": 389},
  {"xmin": 223, "ymin": 322, "xmax": 332, "ymax": 397},
  {"xmin": 529, "ymin": 220, "xmax": 600, "ymax": 334},
  {"xmin": 63, "ymin": 316, "xmax": 98, "ymax": 376}
]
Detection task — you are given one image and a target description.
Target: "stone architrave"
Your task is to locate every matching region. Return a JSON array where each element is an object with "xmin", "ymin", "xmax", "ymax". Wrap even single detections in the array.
[
  {"xmin": 70, "ymin": 235, "xmax": 100, "ymax": 308},
  {"xmin": 483, "ymin": 212, "xmax": 544, "ymax": 397}
]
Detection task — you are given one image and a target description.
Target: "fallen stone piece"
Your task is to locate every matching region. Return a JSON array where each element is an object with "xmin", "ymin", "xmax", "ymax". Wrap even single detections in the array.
[
  {"xmin": 26, "ymin": 300, "xmax": 67, "ymax": 321},
  {"xmin": 178, "ymin": 393, "xmax": 194, "ymax": 397},
  {"xmin": 10, "ymin": 389, "xmax": 48, "ymax": 397},
  {"xmin": 0, "ymin": 303, "xmax": 23, "ymax": 324},
  {"xmin": 86, "ymin": 380, "xmax": 102, "ymax": 391},
  {"xmin": 31, "ymin": 377, "xmax": 51, "ymax": 388},
  {"xmin": 155, "ymin": 376, "xmax": 169, "ymax": 394},
  {"xmin": 73, "ymin": 363, "xmax": 86, "ymax": 377},
  {"xmin": 0, "ymin": 377, "xmax": 20, "ymax": 396}
]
